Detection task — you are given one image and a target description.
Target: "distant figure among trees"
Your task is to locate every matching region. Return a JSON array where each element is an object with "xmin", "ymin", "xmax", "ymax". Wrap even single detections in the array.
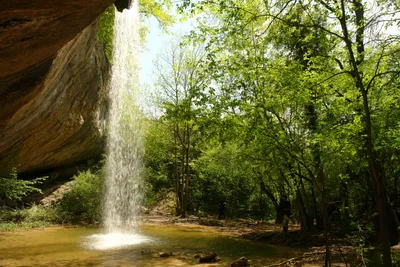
[
  {"xmin": 281, "ymin": 195, "xmax": 291, "ymax": 233},
  {"xmin": 218, "ymin": 201, "xmax": 225, "ymax": 220}
]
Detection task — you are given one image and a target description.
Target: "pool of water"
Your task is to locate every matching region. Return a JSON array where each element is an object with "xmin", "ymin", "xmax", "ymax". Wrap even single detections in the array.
[{"xmin": 0, "ymin": 225, "xmax": 301, "ymax": 266}]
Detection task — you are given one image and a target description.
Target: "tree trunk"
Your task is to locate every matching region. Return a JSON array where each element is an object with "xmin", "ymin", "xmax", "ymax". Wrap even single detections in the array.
[
  {"xmin": 394, "ymin": 173, "xmax": 399, "ymax": 218},
  {"xmin": 181, "ymin": 124, "xmax": 191, "ymax": 218},
  {"xmin": 259, "ymin": 179, "xmax": 282, "ymax": 223},
  {"xmin": 174, "ymin": 125, "xmax": 181, "ymax": 216},
  {"xmin": 180, "ymin": 152, "xmax": 186, "ymax": 217},
  {"xmin": 296, "ymin": 185, "xmax": 312, "ymax": 232},
  {"xmin": 337, "ymin": 0, "xmax": 392, "ymax": 263},
  {"xmin": 311, "ymin": 185, "xmax": 322, "ymax": 229},
  {"xmin": 360, "ymin": 68, "xmax": 392, "ymax": 267},
  {"xmin": 322, "ymin": 194, "xmax": 331, "ymax": 267},
  {"xmin": 275, "ymin": 202, "xmax": 285, "ymax": 224}
]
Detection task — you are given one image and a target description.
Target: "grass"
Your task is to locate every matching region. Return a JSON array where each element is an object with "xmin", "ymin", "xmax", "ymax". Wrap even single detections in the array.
[
  {"xmin": 0, "ymin": 221, "xmax": 51, "ymax": 232},
  {"xmin": 0, "ymin": 204, "xmax": 71, "ymax": 232},
  {"xmin": 0, "ymin": 168, "xmax": 105, "ymax": 232}
]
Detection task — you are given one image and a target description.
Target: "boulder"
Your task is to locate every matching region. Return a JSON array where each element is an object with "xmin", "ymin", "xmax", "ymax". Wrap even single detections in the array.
[
  {"xmin": 230, "ymin": 257, "xmax": 249, "ymax": 267},
  {"xmin": 199, "ymin": 252, "xmax": 218, "ymax": 263},
  {"xmin": 159, "ymin": 252, "xmax": 173, "ymax": 257}
]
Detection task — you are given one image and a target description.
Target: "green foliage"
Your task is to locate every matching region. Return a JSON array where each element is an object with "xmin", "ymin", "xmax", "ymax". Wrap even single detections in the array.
[
  {"xmin": 58, "ymin": 169, "xmax": 104, "ymax": 224},
  {"xmin": 146, "ymin": 6, "xmax": 400, "ymax": 264},
  {"xmin": 392, "ymin": 253, "xmax": 400, "ymax": 267},
  {"xmin": 0, "ymin": 168, "xmax": 46, "ymax": 204},
  {"xmin": 0, "ymin": 168, "xmax": 104, "ymax": 230},
  {"xmin": 97, "ymin": 6, "xmax": 115, "ymax": 61},
  {"xmin": 97, "ymin": 1, "xmax": 175, "ymax": 61},
  {"xmin": 0, "ymin": 204, "xmax": 63, "ymax": 231},
  {"xmin": 148, "ymin": 38, "xmax": 209, "ymax": 216},
  {"xmin": 192, "ymin": 142, "xmax": 259, "ymax": 217},
  {"xmin": 140, "ymin": 0, "xmax": 175, "ymax": 29},
  {"xmin": 0, "ymin": 222, "xmax": 18, "ymax": 232},
  {"xmin": 144, "ymin": 119, "xmax": 173, "ymax": 192}
]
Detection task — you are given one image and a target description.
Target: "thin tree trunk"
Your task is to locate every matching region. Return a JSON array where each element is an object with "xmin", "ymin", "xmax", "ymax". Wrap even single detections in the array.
[
  {"xmin": 184, "ymin": 123, "xmax": 190, "ymax": 216},
  {"xmin": 336, "ymin": 0, "xmax": 392, "ymax": 263},
  {"xmin": 174, "ymin": 125, "xmax": 181, "ymax": 216},
  {"xmin": 180, "ymin": 142, "xmax": 186, "ymax": 217},
  {"xmin": 323, "ymin": 194, "xmax": 331, "ymax": 267},
  {"xmin": 259, "ymin": 179, "xmax": 281, "ymax": 223},
  {"xmin": 296, "ymin": 177, "xmax": 312, "ymax": 232}
]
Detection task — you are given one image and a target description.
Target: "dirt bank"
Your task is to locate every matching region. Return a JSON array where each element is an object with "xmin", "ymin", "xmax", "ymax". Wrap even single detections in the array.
[{"xmin": 141, "ymin": 215, "xmax": 366, "ymax": 266}]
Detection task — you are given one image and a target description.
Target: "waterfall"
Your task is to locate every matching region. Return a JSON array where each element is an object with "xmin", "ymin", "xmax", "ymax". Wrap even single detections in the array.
[
  {"xmin": 82, "ymin": 1, "xmax": 151, "ymax": 250},
  {"xmin": 103, "ymin": 0, "xmax": 143, "ymax": 234}
]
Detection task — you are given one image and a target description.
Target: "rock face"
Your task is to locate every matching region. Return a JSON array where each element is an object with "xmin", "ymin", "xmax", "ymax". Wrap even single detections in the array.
[
  {"xmin": 0, "ymin": 12, "xmax": 111, "ymax": 175},
  {"xmin": 0, "ymin": 0, "xmax": 115, "ymax": 95}
]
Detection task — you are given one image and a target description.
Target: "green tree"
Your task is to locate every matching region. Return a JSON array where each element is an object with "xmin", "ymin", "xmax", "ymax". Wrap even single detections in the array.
[
  {"xmin": 0, "ymin": 168, "xmax": 46, "ymax": 206},
  {"xmin": 152, "ymin": 38, "xmax": 209, "ymax": 217},
  {"xmin": 180, "ymin": 0, "xmax": 400, "ymax": 265}
]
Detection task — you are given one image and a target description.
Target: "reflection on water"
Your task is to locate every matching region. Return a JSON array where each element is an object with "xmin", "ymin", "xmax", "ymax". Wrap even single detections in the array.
[{"xmin": 0, "ymin": 225, "xmax": 301, "ymax": 266}]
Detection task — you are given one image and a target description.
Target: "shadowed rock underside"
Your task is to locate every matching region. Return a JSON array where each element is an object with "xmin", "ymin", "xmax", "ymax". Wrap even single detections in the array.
[{"xmin": 0, "ymin": 1, "xmax": 117, "ymax": 175}]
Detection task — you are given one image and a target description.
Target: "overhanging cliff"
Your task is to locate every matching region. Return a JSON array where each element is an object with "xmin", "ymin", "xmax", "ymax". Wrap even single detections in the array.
[{"xmin": 0, "ymin": 1, "xmax": 117, "ymax": 175}]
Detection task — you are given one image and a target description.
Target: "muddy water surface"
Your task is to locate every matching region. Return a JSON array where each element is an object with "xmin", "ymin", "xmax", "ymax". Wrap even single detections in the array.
[{"xmin": 0, "ymin": 225, "xmax": 301, "ymax": 266}]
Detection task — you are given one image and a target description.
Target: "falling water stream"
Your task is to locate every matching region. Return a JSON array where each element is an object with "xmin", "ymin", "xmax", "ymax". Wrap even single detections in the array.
[
  {"xmin": 104, "ymin": 0, "xmax": 142, "ymax": 235},
  {"xmin": 85, "ymin": 0, "xmax": 150, "ymax": 250}
]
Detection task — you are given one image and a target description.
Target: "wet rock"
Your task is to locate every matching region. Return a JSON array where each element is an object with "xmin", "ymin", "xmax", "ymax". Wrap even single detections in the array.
[
  {"xmin": 199, "ymin": 252, "xmax": 218, "ymax": 263},
  {"xmin": 40, "ymin": 181, "xmax": 75, "ymax": 207},
  {"xmin": 114, "ymin": 0, "xmax": 131, "ymax": 12},
  {"xmin": 230, "ymin": 257, "xmax": 249, "ymax": 267},
  {"xmin": 159, "ymin": 252, "xmax": 173, "ymax": 257},
  {"xmin": 141, "ymin": 249, "xmax": 152, "ymax": 255}
]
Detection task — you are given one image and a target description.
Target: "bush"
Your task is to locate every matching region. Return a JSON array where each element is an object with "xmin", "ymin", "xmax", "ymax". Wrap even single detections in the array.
[
  {"xmin": 97, "ymin": 6, "xmax": 115, "ymax": 62},
  {"xmin": 58, "ymin": 169, "xmax": 104, "ymax": 224},
  {"xmin": 0, "ymin": 168, "xmax": 47, "ymax": 206},
  {"xmin": 0, "ymin": 204, "xmax": 63, "ymax": 231},
  {"xmin": 0, "ymin": 168, "xmax": 104, "ymax": 230}
]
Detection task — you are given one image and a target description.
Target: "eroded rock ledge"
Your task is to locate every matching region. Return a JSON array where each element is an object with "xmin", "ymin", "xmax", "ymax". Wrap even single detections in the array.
[
  {"xmin": 0, "ymin": 20, "xmax": 110, "ymax": 175},
  {"xmin": 0, "ymin": 1, "xmax": 125, "ymax": 176},
  {"xmin": 0, "ymin": 1, "xmax": 114, "ymax": 94}
]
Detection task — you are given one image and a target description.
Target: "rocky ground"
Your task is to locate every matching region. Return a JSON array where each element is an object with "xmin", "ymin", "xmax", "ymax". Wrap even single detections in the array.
[
  {"xmin": 141, "ymin": 216, "xmax": 362, "ymax": 267},
  {"xmin": 36, "ymin": 188, "xmax": 386, "ymax": 266}
]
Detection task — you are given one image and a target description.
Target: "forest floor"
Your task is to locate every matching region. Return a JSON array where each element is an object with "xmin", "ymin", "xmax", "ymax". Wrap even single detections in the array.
[
  {"xmin": 142, "ymin": 215, "xmax": 389, "ymax": 266},
  {"xmin": 1, "ymin": 212, "xmax": 395, "ymax": 266}
]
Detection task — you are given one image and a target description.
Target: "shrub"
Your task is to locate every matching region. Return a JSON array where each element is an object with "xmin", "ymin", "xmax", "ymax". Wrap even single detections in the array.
[
  {"xmin": 58, "ymin": 169, "xmax": 104, "ymax": 224},
  {"xmin": 97, "ymin": 6, "xmax": 115, "ymax": 62},
  {"xmin": 0, "ymin": 204, "xmax": 63, "ymax": 231},
  {"xmin": 0, "ymin": 168, "xmax": 47, "ymax": 206}
]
